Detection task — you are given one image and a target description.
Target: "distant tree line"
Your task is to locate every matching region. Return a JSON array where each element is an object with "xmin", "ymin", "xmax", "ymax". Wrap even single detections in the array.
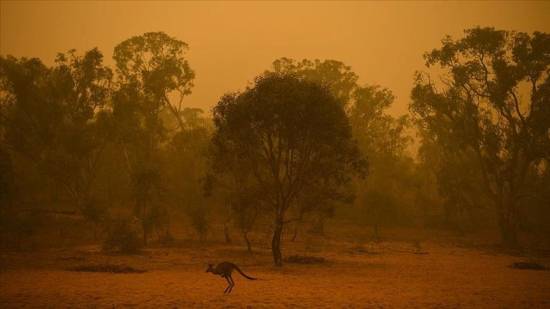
[{"xmin": 0, "ymin": 27, "xmax": 548, "ymax": 263}]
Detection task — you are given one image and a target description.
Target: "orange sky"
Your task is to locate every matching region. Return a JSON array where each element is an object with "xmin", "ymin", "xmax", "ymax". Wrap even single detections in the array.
[{"xmin": 1, "ymin": 1, "xmax": 549, "ymax": 116}]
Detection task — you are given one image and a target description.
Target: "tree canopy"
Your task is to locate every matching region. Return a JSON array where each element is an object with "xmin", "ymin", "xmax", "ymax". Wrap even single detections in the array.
[
  {"xmin": 210, "ymin": 73, "xmax": 365, "ymax": 265},
  {"xmin": 411, "ymin": 27, "xmax": 550, "ymax": 246}
]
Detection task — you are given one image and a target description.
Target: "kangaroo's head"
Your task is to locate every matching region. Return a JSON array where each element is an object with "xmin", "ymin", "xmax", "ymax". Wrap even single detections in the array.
[{"xmin": 206, "ymin": 264, "xmax": 214, "ymax": 273}]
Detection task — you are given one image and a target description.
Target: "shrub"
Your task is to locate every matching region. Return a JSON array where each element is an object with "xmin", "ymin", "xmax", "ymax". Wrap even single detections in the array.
[
  {"xmin": 102, "ymin": 216, "xmax": 142, "ymax": 254},
  {"xmin": 0, "ymin": 210, "xmax": 42, "ymax": 250},
  {"xmin": 185, "ymin": 203, "xmax": 209, "ymax": 242}
]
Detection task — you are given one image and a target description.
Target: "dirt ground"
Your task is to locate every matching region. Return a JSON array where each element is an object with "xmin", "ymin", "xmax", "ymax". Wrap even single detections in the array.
[{"xmin": 1, "ymin": 232, "xmax": 550, "ymax": 308}]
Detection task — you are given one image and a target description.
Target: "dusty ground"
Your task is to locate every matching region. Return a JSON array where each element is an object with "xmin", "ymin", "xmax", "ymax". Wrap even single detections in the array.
[{"xmin": 1, "ymin": 233, "xmax": 550, "ymax": 308}]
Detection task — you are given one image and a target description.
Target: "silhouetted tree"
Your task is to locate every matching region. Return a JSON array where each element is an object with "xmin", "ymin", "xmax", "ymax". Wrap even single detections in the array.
[
  {"xmin": 0, "ymin": 49, "xmax": 113, "ymax": 223},
  {"xmin": 112, "ymin": 32, "xmax": 195, "ymax": 244},
  {"xmin": 165, "ymin": 108, "xmax": 212, "ymax": 242},
  {"xmin": 417, "ymin": 129, "xmax": 490, "ymax": 233},
  {"xmin": 230, "ymin": 187, "xmax": 262, "ymax": 253},
  {"xmin": 211, "ymin": 74, "xmax": 365, "ymax": 266},
  {"xmin": 206, "ymin": 128, "xmax": 264, "ymax": 250},
  {"xmin": 349, "ymin": 85, "xmax": 412, "ymax": 237},
  {"xmin": 411, "ymin": 27, "xmax": 550, "ymax": 247},
  {"xmin": 113, "ymin": 31, "xmax": 195, "ymax": 131},
  {"xmin": 0, "ymin": 146, "xmax": 16, "ymax": 238},
  {"xmin": 271, "ymin": 58, "xmax": 358, "ymax": 109},
  {"xmin": 272, "ymin": 58, "xmax": 412, "ymax": 237}
]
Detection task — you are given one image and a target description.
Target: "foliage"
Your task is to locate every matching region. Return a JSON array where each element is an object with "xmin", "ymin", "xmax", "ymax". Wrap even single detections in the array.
[
  {"xmin": 164, "ymin": 108, "xmax": 212, "ymax": 241},
  {"xmin": 112, "ymin": 32, "xmax": 195, "ymax": 244},
  {"xmin": 113, "ymin": 31, "xmax": 195, "ymax": 131},
  {"xmin": 184, "ymin": 201, "xmax": 209, "ymax": 242},
  {"xmin": 210, "ymin": 73, "xmax": 365, "ymax": 265},
  {"xmin": 0, "ymin": 49, "xmax": 113, "ymax": 221},
  {"xmin": 271, "ymin": 58, "xmax": 413, "ymax": 235},
  {"xmin": 1, "ymin": 27, "xmax": 548, "ymax": 255},
  {"xmin": 102, "ymin": 216, "xmax": 142, "ymax": 254},
  {"xmin": 411, "ymin": 27, "xmax": 550, "ymax": 246}
]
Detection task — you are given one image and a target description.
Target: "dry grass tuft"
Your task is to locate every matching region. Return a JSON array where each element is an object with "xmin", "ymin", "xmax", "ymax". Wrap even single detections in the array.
[
  {"xmin": 510, "ymin": 261, "xmax": 547, "ymax": 271},
  {"xmin": 284, "ymin": 255, "xmax": 326, "ymax": 264}
]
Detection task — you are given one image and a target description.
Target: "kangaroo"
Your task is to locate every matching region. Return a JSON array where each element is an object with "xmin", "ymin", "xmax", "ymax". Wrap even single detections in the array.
[{"xmin": 206, "ymin": 261, "xmax": 256, "ymax": 294}]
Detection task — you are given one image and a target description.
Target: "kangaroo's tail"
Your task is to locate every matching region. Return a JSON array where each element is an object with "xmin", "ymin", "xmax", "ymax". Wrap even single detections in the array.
[{"xmin": 233, "ymin": 265, "xmax": 257, "ymax": 280}]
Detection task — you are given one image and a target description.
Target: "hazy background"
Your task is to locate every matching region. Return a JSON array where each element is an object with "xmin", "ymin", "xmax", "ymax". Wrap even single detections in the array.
[
  {"xmin": 2, "ymin": 2, "xmax": 550, "ymax": 306},
  {"xmin": 2, "ymin": 1, "xmax": 549, "ymax": 116}
]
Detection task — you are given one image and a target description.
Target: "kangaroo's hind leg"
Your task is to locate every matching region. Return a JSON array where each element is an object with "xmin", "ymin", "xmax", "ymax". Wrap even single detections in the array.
[
  {"xmin": 227, "ymin": 275, "xmax": 235, "ymax": 294},
  {"xmin": 223, "ymin": 275, "xmax": 232, "ymax": 294}
]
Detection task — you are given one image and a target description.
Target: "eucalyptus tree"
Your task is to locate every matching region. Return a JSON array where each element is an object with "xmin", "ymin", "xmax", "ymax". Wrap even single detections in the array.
[
  {"xmin": 165, "ymin": 108, "xmax": 212, "ymax": 242},
  {"xmin": 411, "ymin": 27, "xmax": 550, "ymax": 246},
  {"xmin": 271, "ymin": 58, "xmax": 412, "ymax": 236},
  {"xmin": 0, "ymin": 49, "xmax": 113, "ymax": 225},
  {"xmin": 114, "ymin": 31, "xmax": 195, "ymax": 131},
  {"xmin": 112, "ymin": 32, "xmax": 195, "ymax": 244},
  {"xmin": 211, "ymin": 74, "xmax": 365, "ymax": 266}
]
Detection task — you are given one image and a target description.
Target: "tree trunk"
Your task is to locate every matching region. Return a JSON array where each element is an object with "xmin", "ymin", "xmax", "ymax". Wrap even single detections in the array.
[
  {"xmin": 310, "ymin": 216, "xmax": 325, "ymax": 235},
  {"xmin": 497, "ymin": 195, "xmax": 519, "ymax": 248},
  {"xmin": 372, "ymin": 223, "xmax": 380, "ymax": 241},
  {"xmin": 498, "ymin": 215, "xmax": 519, "ymax": 248},
  {"xmin": 291, "ymin": 224, "xmax": 299, "ymax": 242},
  {"xmin": 143, "ymin": 227, "xmax": 148, "ymax": 246},
  {"xmin": 165, "ymin": 212, "xmax": 172, "ymax": 241},
  {"xmin": 318, "ymin": 217, "xmax": 325, "ymax": 236},
  {"xmin": 243, "ymin": 231, "xmax": 252, "ymax": 253},
  {"xmin": 93, "ymin": 222, "xmax": 98, "ymax": 241},
  {"xmin": 136, "ymin": 199, "xmax": 148, "ymax": 246},
  {"xmin": 224, "ymin": 223, "xmax": 232, "ymax": 243},
  {"xmin": 271, "ymin": 216, "xmax": 284, "ymax": 266}
]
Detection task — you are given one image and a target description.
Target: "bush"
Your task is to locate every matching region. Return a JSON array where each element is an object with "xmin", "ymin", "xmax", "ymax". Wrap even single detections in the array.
[
  {"xmin": 158, "ymin": 230, "xmax": 175, "ymax": 245},
  {"xmin": 102, "ymin": 216, "xmax": 142, "ymax": 254},
  {"xmin": 0, "ymin": 210, "xmax": 43, "ymax": 250},
  {"xmin": 185, "ymin": 203, "xmax": 209, "ymax": 242}
]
